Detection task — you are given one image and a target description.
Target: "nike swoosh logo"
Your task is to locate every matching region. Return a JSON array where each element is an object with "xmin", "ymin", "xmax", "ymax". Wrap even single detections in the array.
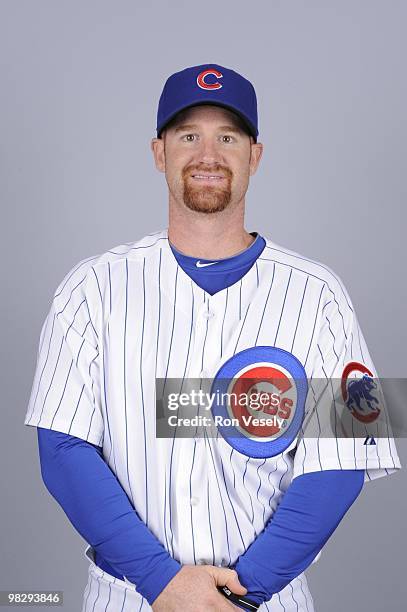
[{"xmin": 196, "ymin": 260, "xmax": 219, "ymax": 268}]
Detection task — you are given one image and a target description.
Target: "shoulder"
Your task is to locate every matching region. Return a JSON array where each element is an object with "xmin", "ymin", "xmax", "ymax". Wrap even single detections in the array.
[
  {"xmin": 260, "ymin": 236, "xmax": 354, "ymax": 312},
  {"xmin": 52, "ymin": 228, "xmax": 166, "ymax": 308}
]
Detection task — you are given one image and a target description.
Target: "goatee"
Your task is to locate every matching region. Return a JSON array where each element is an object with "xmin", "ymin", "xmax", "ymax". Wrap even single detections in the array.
[{"xmin": 182, "ymin": 164, "xmax": 233, "ymax": 213}]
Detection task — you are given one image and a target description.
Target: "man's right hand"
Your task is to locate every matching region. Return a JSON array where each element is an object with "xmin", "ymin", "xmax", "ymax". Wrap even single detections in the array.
[{"xmin": 151, "ymin": 564, "xmax": 247, "ymax": 611}]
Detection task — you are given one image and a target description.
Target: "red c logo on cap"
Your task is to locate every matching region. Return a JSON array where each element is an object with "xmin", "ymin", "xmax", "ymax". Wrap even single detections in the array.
[{"xmin": 197, "ymin": 69, "xmax": 223, "ymax": 90}]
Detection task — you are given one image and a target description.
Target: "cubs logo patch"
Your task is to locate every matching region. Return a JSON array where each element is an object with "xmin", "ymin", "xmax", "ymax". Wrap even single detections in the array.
[
  {"xmin": 210, "ymin": 346, "xmax": 308, "ymax": 458},
  {"xmin": 341, "ymin": 361, "xmax": 381, "ymax": 423},
  {"xmin": 197, "ymin": 68, "xmax": 223, "ymax": 90}
]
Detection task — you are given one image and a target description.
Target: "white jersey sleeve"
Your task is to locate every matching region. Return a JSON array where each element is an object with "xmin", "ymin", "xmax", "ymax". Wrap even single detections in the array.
[
  {"xmin": 24, "ymin": 258, "xmax": 104, "ymax": 446},
  {"xmin": 292, "ymin": 272, "xmax": 401, "ymax": 483}
]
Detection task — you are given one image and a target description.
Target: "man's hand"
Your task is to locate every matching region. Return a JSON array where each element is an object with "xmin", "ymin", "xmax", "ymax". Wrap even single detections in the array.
[{"xmin": 151, "ymin": 564, "xmax": 247, "ymax": 611}]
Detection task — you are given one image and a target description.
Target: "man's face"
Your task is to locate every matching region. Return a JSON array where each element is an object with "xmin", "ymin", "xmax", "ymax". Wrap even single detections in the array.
[{"xmin": 151, "ymin": 105, "xmax": 263, "ymax": 214}]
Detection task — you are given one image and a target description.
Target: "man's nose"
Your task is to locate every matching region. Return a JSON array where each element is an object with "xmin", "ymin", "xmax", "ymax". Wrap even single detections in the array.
[{"xmin": 196, "ymin": 138, "xmax": 223, "ymax": 164}]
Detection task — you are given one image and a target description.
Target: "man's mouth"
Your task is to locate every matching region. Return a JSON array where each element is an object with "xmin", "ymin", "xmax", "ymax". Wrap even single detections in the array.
[{"xmin": 190, "ymin": 174, "xmax": 226, "ymax": 181}]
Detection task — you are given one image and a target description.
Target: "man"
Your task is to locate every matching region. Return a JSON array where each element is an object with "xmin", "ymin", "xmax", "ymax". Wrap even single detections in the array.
[{"xmin": 25, "ymin": 64, "xmax": 401, "ymax": 611}]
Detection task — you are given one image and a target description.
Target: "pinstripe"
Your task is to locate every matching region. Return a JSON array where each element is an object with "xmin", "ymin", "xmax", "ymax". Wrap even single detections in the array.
[
  {"xmin": 91, "ymin": 266, "xmax": 103, "ymax": 304},
  {"xmin": 65, "ymin": 298, "xmax": 86, "ymax": 339},
  {"xmin": 103, "ymin": 580, "xmax": 112, "ymax": 612},
  {"xmin": 219, "ymin": 457, "xmax": 247, "ymax": 550},
  {"xmin": 230, "ymin": 448, "xmax": 236, "ymax": 489},
  {"xmin": 91, "ymin": 572, "xmax": 102, "ymax": 612},
  {"xmin": 254, "ymin": 262, "xmax": 275, "ymax": 345},
  {"xmin": 243, "ymin": 456, "xmax": 256, "ymax": 533},
  {"xmin": 324, "ymin": 315, "xmax": 339, "ymax": 360},
  {"xmin": 154, "ymin": 249, "xmax": 162, "ymax": 378},
  {"xmin": 66, "ymin": 382, "xmax": 85, "ymax": 433},
  {"xmin": 162, "ymin": 464, "xmax": 171, "ymax": 555},
  {"xmin": 233, "ymin": 292, "xmax": 253, "ymax": 353},
  {"xmin": 199, "ymin": 296, "xmax": 210, "ymax": 459},
  {"xmin": 220, "ymin": 287, "xmax": 229, "ymax": 357},
  {"xmin": 276, "ymin": 592, "xmax": 286, "ymax": 610},
  {"xmin": 298, "ymin": 575, "xmax": 310, "ymax": 612},
  {"xmin": 255, "ymin": 458, "xmax": 268, "ymax": 524},
  {"xmin": 140, "ymin": 258, "xmax": 148, "ymax": 523},
  {"xmin": 290, "ymin": 276, "xmax": 309, "ymax": 353},
  {"xmin": 274, "ymin": 269, "xmax": 293, "ymax": 345},
  {"xmin": 205, "ymin": 437, "xmax": 232, "ymax": 565},
  {"xmin": 288, "ymin": 582, "xmax": 299, "ymax": 611},
  {"xmin": 119, "ymin": 588, "xmax": 127, "ymax": 612},
  {"xmin": 267, "ymin": 466, "xmax": 277, "ymax": 510},
  {"xmin": 37, "ymin": 331, "xmax": 64, "ymax": 425},
  {"xmin": 84, "ymin": 294, "xmax": 98, "ymax": 339},
  {"xmin": 26, "ymin": 312, "xmax": 57, "ymax": 423},
  {"xmin": 304, "ymin": 283, "xmax": 325, "ymax": 369},
  {"xmin": 86, "ymin": 353, "xmax": 100, "ymax": 442},
  {"xmin": 189, "ymin": 440, "xmax": 198, "ymax": 564},
  {"xmin": 123, "ymin": 259, "xmax": 133, "ymax": 502},
  {"xmin": 105, "ymin": 262, "xmax": 116, "ymax": 469},
  {"xmin": 317, "ymin": 343, "xmax": 343, "ymax": 469},
  {"xmin": 163, "ymin": 266, "xmax": 179, "ymax": 386},
  {"xmin": 207, "ymin": 478, "xmax": 216, "ymax": 566},
  {"xmin": 278, "ymin": 454, "xmax": 290, "ymax": 492}
]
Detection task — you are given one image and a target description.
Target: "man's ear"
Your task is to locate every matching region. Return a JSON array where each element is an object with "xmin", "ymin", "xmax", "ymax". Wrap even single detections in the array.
[
  {"xmin": 249, "ymin": 141, "xmax": 264, "ymax": 176},
  {"xmin": 151, "ymin": 136, "xmax": 166, "ymax": 173}
]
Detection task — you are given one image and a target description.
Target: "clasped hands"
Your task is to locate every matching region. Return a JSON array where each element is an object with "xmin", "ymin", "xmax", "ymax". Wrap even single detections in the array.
[{"xmin": 151, "ymin": 564, "xmax": 247, "ymax": 611}]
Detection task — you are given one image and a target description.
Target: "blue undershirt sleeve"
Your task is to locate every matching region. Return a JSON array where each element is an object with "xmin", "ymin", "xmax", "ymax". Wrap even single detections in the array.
[
  {"xmin": 231, "ymin": 468, "xmax": 365, "ymax": 608},
  {"xmin": 36, "ymin": 427, "xmax": 181, "ymax": 605}
]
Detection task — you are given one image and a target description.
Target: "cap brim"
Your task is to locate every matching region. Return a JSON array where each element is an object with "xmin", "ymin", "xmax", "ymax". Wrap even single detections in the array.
[{"xmin": 157, "ymin": 100, "xmax": 257, "ymax": 142}]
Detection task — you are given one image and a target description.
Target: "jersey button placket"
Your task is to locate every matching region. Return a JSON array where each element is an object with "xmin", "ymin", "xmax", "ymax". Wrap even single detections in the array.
[
  {"xmin": 172, "ymin": 300, "xmax": 204, "ymax": 563},
  {"xmin": 191, "ymin": 299, "xmax": 215, "ymax": 427},
  {"xmin": 181, "ymin": 298, "xmax": 214, "ymax": 564},
  {"xmin": 199, "ymin": 297, "xmax": 224, "ymax": 435}
]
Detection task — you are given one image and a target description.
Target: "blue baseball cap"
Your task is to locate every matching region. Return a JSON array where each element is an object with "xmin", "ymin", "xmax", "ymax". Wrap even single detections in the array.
[{"xmin": 156, "ymin": 63, "xmax": 258, "ymax": 142}]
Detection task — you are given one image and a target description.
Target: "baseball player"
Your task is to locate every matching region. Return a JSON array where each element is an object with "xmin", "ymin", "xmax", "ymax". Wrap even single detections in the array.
[{"xmin": 25, "ymin": 64, "xmax": 401, "ymax": 611}]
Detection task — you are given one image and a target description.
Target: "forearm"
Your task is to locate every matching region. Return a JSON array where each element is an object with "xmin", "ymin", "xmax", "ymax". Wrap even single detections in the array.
[
  {"xmin": 231, "ymin": 469, "xmax": 365, "ymax": 605},
  {"xmin": 36, "ymin": 427, "xmax": 181, "ymax": 605}
]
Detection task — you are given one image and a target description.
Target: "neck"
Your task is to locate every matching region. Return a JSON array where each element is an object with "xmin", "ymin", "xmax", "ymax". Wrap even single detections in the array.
[{"xmin": 167, "ymin": 196, "xmax": 254, "ymax": 259}]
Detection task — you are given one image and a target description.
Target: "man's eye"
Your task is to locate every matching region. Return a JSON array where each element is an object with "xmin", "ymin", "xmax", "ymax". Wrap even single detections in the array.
[
  {"xmin": 221, "ymin": 135, "xmax": 234, "ymax": 143},
  {"xmin": 183, "ymin": 134, "xmax": 196, "ymax": 142}
]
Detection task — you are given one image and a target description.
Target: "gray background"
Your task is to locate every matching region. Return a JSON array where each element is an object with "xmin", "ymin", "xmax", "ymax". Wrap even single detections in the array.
[{"xmin": 1, "ymin": 1, "xmax": 406, "ymax": 610}]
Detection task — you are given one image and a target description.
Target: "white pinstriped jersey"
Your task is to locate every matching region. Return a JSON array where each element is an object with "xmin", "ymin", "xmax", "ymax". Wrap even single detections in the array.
[{"xmin": 24, "ymin": 228, "xmax": 401, "ymax": 612}]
